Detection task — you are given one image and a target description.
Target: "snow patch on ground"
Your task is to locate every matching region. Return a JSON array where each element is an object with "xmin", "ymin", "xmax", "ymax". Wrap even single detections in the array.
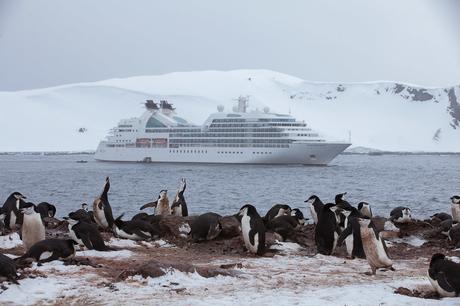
[
  {"xmin": 0, "ymin": 232, "xmax": 23, "ymax": 249},
  {"xmin": 77, "ymin": 249, "xmax": 133, "ymax": 258},
  {"xmin": 391, "ymin": 236, "xmax": 427, "ymax": 247}
]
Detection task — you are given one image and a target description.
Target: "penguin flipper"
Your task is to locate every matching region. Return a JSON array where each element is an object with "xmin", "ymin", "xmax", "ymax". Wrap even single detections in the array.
[
  {"xmin": 79, "ymin": 233, "xmax": 94, "ymax": 250},
  {"xmin": 437, "ymin": 271, "xmax": 455, "ymax": 293},
  {"xmin": 337, "ymin": 225, "xmax": 352, "ymax": 246},
  {"xmin": 133, "ymin": 229, "xmax": 151, "ymax": 240}
]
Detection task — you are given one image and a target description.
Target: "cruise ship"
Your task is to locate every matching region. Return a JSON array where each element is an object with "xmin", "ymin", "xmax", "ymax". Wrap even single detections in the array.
[{"xmin": 94, "ymin": 98, "xmax": 351, "ymax": 165}]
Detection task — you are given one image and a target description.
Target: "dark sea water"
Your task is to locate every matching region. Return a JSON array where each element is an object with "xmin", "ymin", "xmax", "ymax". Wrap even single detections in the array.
[{"xmin": 0, "ymin": 154, "xmax": 459, "ymax": 220}]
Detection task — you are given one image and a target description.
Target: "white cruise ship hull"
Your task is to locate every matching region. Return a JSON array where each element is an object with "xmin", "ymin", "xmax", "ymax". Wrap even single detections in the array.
[{"xmin": 94, "ymin": 142, "xmax": 350, "ymax": 165}]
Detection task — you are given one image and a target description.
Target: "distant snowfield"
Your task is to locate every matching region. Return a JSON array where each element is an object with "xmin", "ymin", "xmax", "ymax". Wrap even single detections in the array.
[
  {"xmin": 1, "ymin": 69, "xmax": 459, "ymax": 152},
  {"xmin": 1, "ymin": 240, "xmax": 459, "ymax": 305}
]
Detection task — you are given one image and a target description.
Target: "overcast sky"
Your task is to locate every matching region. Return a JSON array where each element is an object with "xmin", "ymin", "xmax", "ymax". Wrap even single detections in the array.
[{"xmin": 1, "ymin": 0, "xmax": 459, "ymax": 91}]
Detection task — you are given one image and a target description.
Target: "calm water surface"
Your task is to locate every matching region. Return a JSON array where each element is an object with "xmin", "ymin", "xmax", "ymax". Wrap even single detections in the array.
[{"xmin": 0, "ymin": 154, "xmax": 458, "ymax": 219}]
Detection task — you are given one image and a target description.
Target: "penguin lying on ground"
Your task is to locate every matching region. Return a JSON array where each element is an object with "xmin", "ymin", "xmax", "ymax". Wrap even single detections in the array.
[
  {"xmin": 390, "ymin": 207, "xmax": 412, "ymax": 223},
  {"xmin": 263, "ymin": 204, "xmax": 291, "ymax": 224},
  {"xmin": 337, "ymin": 208, "xmax": 366, "ymax": 259},
  {"xmin": 113, "ymin": 214, "xmax": 160, "ymax": 241},
  {"xmin": 2, "ymin": 192, "xmax": 27, "ymax": 230},
  {"xmin": 20, "ymin": 202, "xmax": 46, "ymax": 251},
  {"xmin": 171, "ymin": 178, "xmax": 188, "ymax": 217},
  {"xmin": 93, "ymin": 177, "xmax": 115, "ymax": 230},
  {"xmin": 36, "ymin": 202, "xmax": 57, "ymax": 218},
  {"xmin": 64, "ymin": 211, "xmax": 112, "ymax": 251},
  {"xmin": 190, "ymin": 212, "xmax": 222, "ymax": 242},
  {"xmin": 428, "ymin": 253, "xmax": 460, "ymax": 297},
  {"xmin": 358, "ymin": 218, "xmax": 394, "ymax": 275},
  {"xmin": 305, "ymin": 195, "xmax": 324, "ymax": 224},
  {"xmin": 431, "ymin": 212, "xmax": 452, "ymax": 222},
  {"xmin": 236, "ymin": 204, "xmax": 266, "ymax": 255},
  {"xmin": 448, "ymin": 224, "xmax": 460, "ymax": 248},
  {"xmin": 451, "ymin": 196, "xmax": 460, "ymax": 223},
  {"xmin": 0, "ymin": 253, "xmax": 19, "ymax": 284},
  {"xmin": 266, "ymin": 214, "xmax": 301, "ymax": 241},
  {"xmin": 16, "ymin": 239, "xmax": 78, "ymax": 264},
  {"xmin": 315, "ymin": 203, "xmax": 341, "ymax": 255}
]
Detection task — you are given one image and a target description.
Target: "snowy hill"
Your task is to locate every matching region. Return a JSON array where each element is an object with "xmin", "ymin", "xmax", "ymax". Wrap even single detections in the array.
[{"xmin": 0, "ymin": 69, "xmax": 459, "ymax": 152}]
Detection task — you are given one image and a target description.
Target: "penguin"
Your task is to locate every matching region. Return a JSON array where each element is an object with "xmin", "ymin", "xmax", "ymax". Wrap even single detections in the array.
[
  {"xmin": 235, "ymin": 204, "xmax": 266, "ymax": 255},
  {"xmin": 16, "ymin": 239, "xmax": 77, "ymax": 264},
  {"xmin": 431, "ymin": 212, "xmax": 452, "ymax": 222},
  {"xmin": 263, "ymin": 204, "xmax": 291, "ymax": 224},
  {"xmin": 73, "ymin": 203, "xmax": 96, "ymax": 223},
  {"xmin": 0, "ymin": 253, "xmax": 19, "ymax": 284},
  {"xmin": 315, "ymin": 203, "xmax": 340, "ymax": 255},
  {"xmin": 291, "ymin": 208, "xmax": 307, "ymax": 225},
  {"xmin": 390, "ymin": 207, "xmax": 412, "ymax": 223},
  {"xmin": 266, "ymin": 214, "xmax": 301, "ymax": 241},
  {"xmin": 190, "ymin": 212, "xmax": 222, "ymax": 242},
  {"xmin": 2, "ymin": 192, "xmax": 26, "ymax": 230},
  {"xmin": 304, "ymin": 195, "xmax": 324, "ymax": 224},
  {"xmin": 357, "ymin": 202, "xmax": 373, "ymax": 218},
  {"xmin": 92, "ymin": 177, "xmax": 115, "ymax": 229},
  {"xmin": 358, "ymin": 218, "xmax": 394, "ymax": 275},
  {"xmin": 448, "ymin": 223, "xmax": 460, "ymax": 248},
  {"xmin": 113, "ymin": 214, "xmax": 159, "ymax": 241},
  {"xmin": 171, "ymin": 178, "xmax": 188, "ymax": 217},
  {"xmin": 335, "ymin": 192, "xmax": 353, "ymax": 210},
  {"xmin": 20, "ymin": 202, "xmax": 46, "ymax": 251},
  {"xmin": 140, "ymin": 190, "xmax": 170, "ymax": 216},
  {"xmin": 440, "ymin": 219, "xmax": 453, "ymax": 237},
  {"xmin": 36, "ymin": 202, "xmax": 57, "ymax": 218},
  {"xmin": 451, "ymin": 195, "xmax": 460, "ymax": 223},
  {"xmin": 337, "ymin": 208, "xmax": 366, "ymax": 259},
  {"xmin": 428, "ymin": 253, "xmax": 460, "ymax": 297},
  {"xmin": 64, "ymin": 211, "xmax": 111, "ymax": 251},
  {"xmin": 0, "ymin": 208, "xmax": 5, "ymax": 235}
]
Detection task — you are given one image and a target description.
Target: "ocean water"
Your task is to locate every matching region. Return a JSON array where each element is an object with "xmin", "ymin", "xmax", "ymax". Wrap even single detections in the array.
[{"xmin": 0, "ymin": 154, "xmax": 459, "ymax": 220}]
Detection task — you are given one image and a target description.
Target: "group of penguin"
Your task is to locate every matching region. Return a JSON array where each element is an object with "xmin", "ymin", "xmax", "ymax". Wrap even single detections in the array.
[{"xmin": 0, "ymin": 180, "xmax": 460, "ymax": 298}]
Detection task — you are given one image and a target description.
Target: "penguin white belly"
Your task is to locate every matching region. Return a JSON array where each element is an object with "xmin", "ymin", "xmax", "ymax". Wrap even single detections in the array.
[
  {"xmin": 9, "ymin": 213, "xmax": 17, "ymax": 230},
  {"xmin": 361, "ymin": 230, "xmax": 392, "ymax": 268},
  {"xmin": 22, "ymin": 214, "xmax": 45, "ymax": 250},
  {"xmin": 427, "ymin": 273, "xmax": 456, "ymax": 297},
  {"xmin": 332, "ymin": 231, "xmax": 338, "ymax": 254},
  {"xmin": 309, "ymin": 205, "xmax": 318, "ymax": 224},
  {"xmin": 172, "ymin": 206, "xmax": 182, "ymax": 216},
  {"xmin": 452, "ymin": 204, "xmax": 460, "ymax": 223},
  {"xmin": 241, "ymin": 215, "xmax": 258, "ymax": 253},
  {"xmin": 39, "ymin": 251, "xmax": 53, "ymax": 261},
  {"xmin": 155, "ymin": 203, "xmax": 170, "ymax": 216},
  {"xmin": 115, "ymin": 227, "xmax": 142, "ymax": 240},
  {"xmin": 345, "ymin": 235, "xmax": 354, "ymax": 256},
  {"xmin": 94, "ymin": 207, "xmax": 108, "ymax": 228},
  {"xmin": 68, "ymin": 225, "xmax": 84, "ymax": 246}
]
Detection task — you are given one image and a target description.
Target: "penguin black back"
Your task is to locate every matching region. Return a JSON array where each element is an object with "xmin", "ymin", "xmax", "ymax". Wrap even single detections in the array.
[
  {"xmin": 0, "ymin": 253, "xmax": 19, "ymax": 284},
  {"xmin": 315, "ymin": 203, "xmax": 339, "ymax": 255},
  {"xmin": 428, "ymin": 253, "xmax": 460, "ymax": 297},
  {"xmin": 190, "ymin": 212, "xmax": 222, "ymax": 242},
  {"xmin": 17, "ymin": 239, "xmax": 78, "ymax": 263},
  {"xmin": 237, "ymin": 204, "xmax": 266, "ymax": 255},
  {"xmin": 36, "ymin": 202, "xmax": 57, "ymax": 218},
  {"xmin": 263, "ymin": 204, "xmax": 291, "ymax": 224}
]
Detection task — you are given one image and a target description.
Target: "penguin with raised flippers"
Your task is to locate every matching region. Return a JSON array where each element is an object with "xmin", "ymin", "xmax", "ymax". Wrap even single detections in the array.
[
  {"xmin": 141, "ymin": 190, "xmax": 170, "ymax": 216},
  {"xmin": 113, "ymin": 214, "xmax": 160, "ymax": 241},
  {"xmin": 2, "ymin": 192, "xmax": 27, "ymax": 230},
  {"xmin": 263, "ymin": 204, "xmax": 291, "ymax": 224},
  {"xmin": 20, "ymin": 202, "xmax": 46, "ymax": 251},
  {"xmin": 190, "ymin": 212, "xmax": 223, "ymax": 242},
  {"xmin": 315, "ymin": 203, "xmax": 340, "ymax": 255},
  {"xmin": 36, "ymin": 202, "xmax": 57, "ymax": 218},
  {"xmin": 304, "ymin": 195, "xmax": 324, "ymax": 224},
  {"xmin": 428, "ymin": 253, "xmax": 460, "ymax": 297},
  {"xmin": 64, "ymin": 211, "xmax": 111, "ymax": 251},
  {"xmin": 337, "ymin": 208, "xmax": 366, "ymax": 259},
  {"xmin": 16, "ymin": 239, "xmax": 77, "ymax": 264},
  {"xmin": 236, "ymin": 204, "xmax": 266, "ymax": 255},
  {"xmin": 92, "ymin": 177, "xmax": 115, "ymax": 230},
  {"xmin": 0, "ymin": 253, "xmax": 19, "ymax": 284},
  {"xmin": 171, "ymin": 178, "xmax": 188, "ymax": 217},
  {"xmin": 358, "ymin": 218, "xmax": 394, "ymax": 275}
]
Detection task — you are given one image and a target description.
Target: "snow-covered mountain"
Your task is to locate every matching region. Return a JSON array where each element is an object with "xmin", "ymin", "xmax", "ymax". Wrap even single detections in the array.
[{"xmin": 1, "ymin": 69, "xmax": 459, "ymax": 152}]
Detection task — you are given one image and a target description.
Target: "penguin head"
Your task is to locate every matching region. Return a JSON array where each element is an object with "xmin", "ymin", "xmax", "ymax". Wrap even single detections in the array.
[
  {"xmin": 430, "ymin": 253, "xmax": 446, "ymax": 267},
  {"xmin": 20, "ymin": 202, "xmax": 36, "ymax": 215},
  {"xmin": 304, "ymin": 195, "xmax": 318, "ymax": 203},
  {"xmin": 291, "ymin": 208, "xmax": 307, "ymax": 224},
  {"xmin": 237, "ymin": 204, "xmax": 257, "ymax": 217},
  {"xmin": 451, "ymin": 196, "xmax": 460, "ymax": 204},
  {"xmin": 277, "ymin": 204, "xmax": 291, "ymax": 216},
  {"xmin": 335, "ymin": 192, "xmax": 347, "ymax": 203},
  {"xmin": 12, "ymin": 192, "xmax": 26, "ymax": 200},
  {"xmin": 159, "ymin": 190, "xmax": 168, "ymax": 200},
  {"xmin": 47, "ymin": 203, "xmax": 57, "ymax": 218},
  {"xmin": 402, "ymin": 207, "xmax": 412, "ymax": 219},
  {"xmin": 81, "ymin": 203, "xmax": 89, "ymax": 211},
  {"xmin": 357, "ymin": 202, "xmax": 369, "ymax": 210}
]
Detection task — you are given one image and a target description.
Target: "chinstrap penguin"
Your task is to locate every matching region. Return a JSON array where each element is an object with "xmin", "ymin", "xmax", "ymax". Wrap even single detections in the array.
[
  {"xmin": 263, "ymin": 204, "xmax": 291, "ymax": 224},
  {"xmin": 304, "ymin": 195, "xmax": 324, "ymax": 224},
  {"xmin": 36, "ymin": 202, "xmax": 57, "ymax": 218},
  {"xmin": 16, "ymin": 239, "xmax": 78, "ymax": 264},
  {"xmin": 451, "ymin": 196, "xmax": 460, "ymax": 223},
  {"xmin": 20, "ymin": 202, "xmax": 46, "ymax": 251},
  {"xmin": 236, "ymin": 204, "xmax": 266, "ymax": 255},
  {"xmin": 190, "ymin": 212, "xmax": 223, "ymax": 242},
  {"xmin": 171, "ymin": 178, "xmax": 188, "ymax": 217},
  {"xmin": 0, "ymin": 253, "xmax": 19, "ymax": 284},
  {"xmin": 390, "ymin": 207, "xmax": 412, "ymax": 223},
  {"xmin": 64, "ymin": 211, "xmax": 111, "ymax": 251},
  {"xmin": 315, "ymin": 203, "xmax": 340, "ymax": 255},
  {"xmin": 92, "ymin": 177, "xmax": 115, "ymax": 229},
  {"xmin": 428, "ymin": 253, "xmax": 460, "ymax": 297},
  {"xmin": 337, "ymin": 208, "xmax": 366, "ymax": 259},
  {"xmin": 357, "ymin": 202, "xmax": 373, "ymax": 218},
  {"xmin": 2, "ymin": 192, "xmax": 26, "ymax": 230},
  {"xmin": 113, "ymin": 214, "xmax": 160, "ymax": 241}
]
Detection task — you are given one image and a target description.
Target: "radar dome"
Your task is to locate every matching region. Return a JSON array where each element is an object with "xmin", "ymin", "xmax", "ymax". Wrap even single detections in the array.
[
  {"xmin": 263, "ymin": 106, "xmax": 270, "ymax": 113},
  {"xmin": 217, "ymin": 105, "xmax": 225, "ymax": 112}
]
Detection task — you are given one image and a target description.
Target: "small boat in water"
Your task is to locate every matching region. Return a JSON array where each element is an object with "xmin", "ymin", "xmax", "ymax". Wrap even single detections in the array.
[{"xmin": 76, "ymin": 160, "xmax": 88, "ymax": 163}]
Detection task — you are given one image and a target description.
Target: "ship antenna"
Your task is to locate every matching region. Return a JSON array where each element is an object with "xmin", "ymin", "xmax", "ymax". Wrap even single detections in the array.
[{"xmin": 348, "ymin": 130, "xmax": 352, "ymax": 142}]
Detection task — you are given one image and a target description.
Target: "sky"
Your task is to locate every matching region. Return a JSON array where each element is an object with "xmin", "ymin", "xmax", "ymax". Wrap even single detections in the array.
[{"xmin": 0, "ymin": 0, "xmax": 460, "ymax": 91}]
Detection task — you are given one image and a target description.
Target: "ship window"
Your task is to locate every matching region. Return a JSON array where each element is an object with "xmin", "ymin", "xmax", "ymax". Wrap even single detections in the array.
[{"xmin": 146, "ymin": 117, "xmax": 166, "ymax": 128}]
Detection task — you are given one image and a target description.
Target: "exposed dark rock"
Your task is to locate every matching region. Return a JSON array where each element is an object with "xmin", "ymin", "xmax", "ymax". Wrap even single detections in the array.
[
  {"xmin": 432, "ymin": 129, "xmax": 441, "ymax": 142},
  {"xmin": 447, "ymin": 87, "xmax": 460, "ymax": 128},
  {"xmin": 407, "ymin": 87, "xmax": 434, "ymax": 102},
  {"xmin": 394, "ymin": 83, "xmax": 405, "ymax": 94}
]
